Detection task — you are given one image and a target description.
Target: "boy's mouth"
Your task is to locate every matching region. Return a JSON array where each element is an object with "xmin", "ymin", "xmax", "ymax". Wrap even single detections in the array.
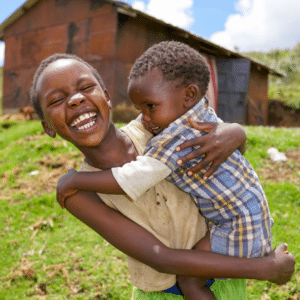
[
  {"xmin": 151, "ymin": 126, "xmax": 163, "ymax": 135},
  {"xmin": 70, "ymin": 112, "xmax": 97, "ymax": 131}
]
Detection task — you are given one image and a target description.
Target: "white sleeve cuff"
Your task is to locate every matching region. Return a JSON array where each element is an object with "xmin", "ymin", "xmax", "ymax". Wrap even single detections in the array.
[{"xmin": 111, "ymin": 156, "xmax": 172, "ymax": 201}]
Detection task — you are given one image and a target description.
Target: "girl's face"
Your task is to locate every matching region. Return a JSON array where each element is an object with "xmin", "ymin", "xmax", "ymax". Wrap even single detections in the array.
[{"xmin": 37, "ymin": 59, "xmax": 112, "ymax": 147}]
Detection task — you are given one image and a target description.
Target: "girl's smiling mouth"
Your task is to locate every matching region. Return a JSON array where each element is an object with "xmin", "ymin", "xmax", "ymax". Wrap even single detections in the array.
[{"xmin": 70, "ymin": 112, "xmax": 98, "ymax": 132}]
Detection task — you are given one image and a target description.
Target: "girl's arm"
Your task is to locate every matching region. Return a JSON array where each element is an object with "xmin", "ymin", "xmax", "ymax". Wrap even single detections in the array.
[
  {"xmin": 176, "ymin": 119, "xmax": 247, "ymax": 179},
  {"xmin": 64, "ymin": 190, "xmax": 295, "ymax": 285}
]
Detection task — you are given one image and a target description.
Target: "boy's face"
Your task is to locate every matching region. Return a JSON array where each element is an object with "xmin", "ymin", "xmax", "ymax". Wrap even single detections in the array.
[
  {"xmin": 37, "ymin": 59, "xmax": 112, "ymax": 147},
  {"xmin": 128, "ymin": 68, "xmax": 189, "ymax": 135}
]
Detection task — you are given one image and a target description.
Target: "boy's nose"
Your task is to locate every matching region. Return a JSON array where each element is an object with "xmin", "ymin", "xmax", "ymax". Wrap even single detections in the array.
[
  {"xmin": 142, "ymin": 114, "xmax": 151, "ymax": 122},
  {"xmin": 68, "ymin": 93, "xmax": 85, "ymax": 107}
]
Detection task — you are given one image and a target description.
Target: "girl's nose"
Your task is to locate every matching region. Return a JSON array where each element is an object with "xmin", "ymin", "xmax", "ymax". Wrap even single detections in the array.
[{"xmin": 68, "ymin": 93, "xmax": 85, "ymax": 108}]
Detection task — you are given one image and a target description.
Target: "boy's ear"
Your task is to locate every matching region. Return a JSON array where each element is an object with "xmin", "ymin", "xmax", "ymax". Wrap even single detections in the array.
[
  {"xmin": 42, "ymin": 120, "xmax": 56, "ymax": 138},
  {"xmin": 183, "ymin": 85, "xmax": 201, "ymax": 109}
]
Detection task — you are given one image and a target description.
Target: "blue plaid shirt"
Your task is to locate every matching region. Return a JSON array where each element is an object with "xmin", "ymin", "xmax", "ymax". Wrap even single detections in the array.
[{"xmin": 144, "ymin": 98, "xmax": 273, "ymax": 258}]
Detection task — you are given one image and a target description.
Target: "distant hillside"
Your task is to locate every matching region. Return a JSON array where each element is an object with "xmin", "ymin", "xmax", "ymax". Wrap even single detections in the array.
[{"xmin": 244, "ymin": 43, "xmax": 300, "ymax": 109}]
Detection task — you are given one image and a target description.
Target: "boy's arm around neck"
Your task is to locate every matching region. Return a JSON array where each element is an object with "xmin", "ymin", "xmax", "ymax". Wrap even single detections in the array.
[
  {"xmin": 74, "ymin": 170, "xmax": 125, "ymax": 194},
  {"xmin": 57, "ymin": 169, "xmax": 125, "ymax": 208}
]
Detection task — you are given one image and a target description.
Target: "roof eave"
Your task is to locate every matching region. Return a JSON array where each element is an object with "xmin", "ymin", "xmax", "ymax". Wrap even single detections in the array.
[
  {"xmin": 0, "ymin": 0, "xmax": 40, "ymax": 40},
  {"xmin": 0, "ymin": 0, "xmax": 285, "ymax": 78},
  {"xmin": 117, "ymin": 5, "xmax": 285, "ymax": 77}
]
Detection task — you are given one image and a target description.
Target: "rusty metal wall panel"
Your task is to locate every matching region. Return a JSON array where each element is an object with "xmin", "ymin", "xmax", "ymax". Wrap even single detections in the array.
[
  {"xmin": 42, "ymin": 24, "xmax": 69, "ymax": 56},
  {"xmin": 2, "ymin": 68, "xmax": 36, "ymax": 109},
  {"xmin": 3, "ymin": 0, "xmax": 114, "ymax": 39},
  {"xmin": 3, "ymin": 36, "xmax": 22, "ymax": 70},
  {"xmin": 247, "ymin": 65, "xmax": 269, "ymax": 125},
  {"xmin": 216, "ymin": 58, "xmax": 251, "ymax": 124},
  {"xmin": 114, "ymin": 18, "xmax": 150, "ymax": 106},
  {"xmin": 116, "ymin": 20, "xmax": 148, "ymax": 63},
  {"xmin": 2, "ymin": 0, "xmax": 118, "ymax": 113},
  {"xmin": 89, "ymin": 58, "xmax": 115, "ymax": 101},
  {"xmin": 88, "ymin": 32, "xmax": 116, "ymax": 58},
  {"xmin": 114, "ymin": 15, "xmax": 221, "ymax": 110},
  {"xmin": 114, "ymin": 16, "xmax": 185, "ymax": 107}
]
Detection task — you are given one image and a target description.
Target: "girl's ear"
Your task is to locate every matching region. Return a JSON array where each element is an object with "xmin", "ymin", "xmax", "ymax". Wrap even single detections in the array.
[
  {"xmin": 104, "ymin": 90, "xmax": 112, "ymax": 109},
  {"xmin": 184, "ymin": 85, "xmax": 201, "ymax": 109},
  {"xmin": 42, "ymin": 121, "xmax": 56, "ymax": 138}
]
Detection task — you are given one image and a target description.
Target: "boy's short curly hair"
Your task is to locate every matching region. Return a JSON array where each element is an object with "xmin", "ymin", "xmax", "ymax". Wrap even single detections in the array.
[
  {"xmin": 30, "ymin": 53, "xmax": 106, "ymax": 119},
  {"xmin": 129, "ymin": 41, "xmax": 210, "ymax": 96}
]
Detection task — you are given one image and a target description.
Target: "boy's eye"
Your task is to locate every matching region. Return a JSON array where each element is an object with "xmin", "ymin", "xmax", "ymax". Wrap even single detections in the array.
[{"xmin": 147, "ymin": 104, "xmax": 156, "ymax": 109}]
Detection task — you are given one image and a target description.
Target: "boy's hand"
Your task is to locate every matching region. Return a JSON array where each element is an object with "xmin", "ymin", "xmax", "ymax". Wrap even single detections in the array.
[
  {"xmin": 176, "ymin": 119, "xmax": 246, "ymax": 179},
  {"xmin": 57, "ymin": 168, "xmax": 79, "ymax": 208}
]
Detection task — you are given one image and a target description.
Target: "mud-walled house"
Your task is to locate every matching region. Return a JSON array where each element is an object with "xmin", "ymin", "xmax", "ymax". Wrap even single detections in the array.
[{"xmin": 0, "ymin": 0, "xmax": 283, "ymax": 125}]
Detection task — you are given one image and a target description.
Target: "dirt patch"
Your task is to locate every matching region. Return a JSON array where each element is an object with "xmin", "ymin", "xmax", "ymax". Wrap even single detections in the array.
[
  {"xmin": 1, "ymin": 257, "xmax": 36, "ymax": 288},
  {"xmin": 0, "ymin": 152, "xmax": 83, "ymax": 201},
  {"xmin": 0, "ymin": 113, "xmax": 28, "ymax": 122},
  {"xmin": 259, "ymin": 149, "xmax": 300, "ymax": 185},
  {"xmin": 0, "ymin": 107, "xmax": 38, "ymax": 122},
  {"xmin": 268, "ymin": 100, "xmax": 300, "ymax": 128},
  {"xmin": 2, "ymin": 148, "xmax": 299, "ymax": 202}
]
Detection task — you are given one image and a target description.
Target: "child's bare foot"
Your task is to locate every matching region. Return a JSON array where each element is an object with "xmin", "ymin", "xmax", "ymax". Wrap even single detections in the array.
[{"xmin": 264, "ymin": 243, "xmax": 295, "ymax": 285}]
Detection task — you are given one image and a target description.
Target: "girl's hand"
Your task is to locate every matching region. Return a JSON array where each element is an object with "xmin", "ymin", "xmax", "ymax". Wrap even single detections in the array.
[
  {"xmin": 176, "ymin": 118, "xmax": 246, "ymax": 179},
  {"xmin": 56, "ymin": 168, "xmax": 78, "ymax": 208},
  {"xmin": 264, "ymin": 243, "xmax": 295, "ymax": 285}
]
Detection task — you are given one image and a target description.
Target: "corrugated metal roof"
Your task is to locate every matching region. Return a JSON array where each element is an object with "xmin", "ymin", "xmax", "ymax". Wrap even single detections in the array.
[{"xmin": 0, "ymin": 0, "xmax": 284, "ymax": 77}]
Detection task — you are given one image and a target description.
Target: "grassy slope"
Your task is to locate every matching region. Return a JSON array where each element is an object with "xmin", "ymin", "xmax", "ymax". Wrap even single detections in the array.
[
  {"xmin": 0, "ymin": 66, "xmax": 2, "ymax": 114},
  {"xmin": 0, "ymin": 121, "xmax": 299, "ymax": 299},
  {"xmin": 243, "ymin": 126, "xmax": 300, "ymax": 299},
  {"xmin": 0, "ymin": 121, "xmax": 130, "ymax": 300}
]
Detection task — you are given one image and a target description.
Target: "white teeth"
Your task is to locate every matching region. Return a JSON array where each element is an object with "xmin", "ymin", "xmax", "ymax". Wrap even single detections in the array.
[
  {"xmin": 152, "ymin": 127, "xmax": 160, "ymax": 130},
  {"xmin": 77, "ymin": 120, "xmax": 96, "ymax": 130},
  {"xmin": 71, "ymin": 112, "xmax": 96, "ymax": 127}
]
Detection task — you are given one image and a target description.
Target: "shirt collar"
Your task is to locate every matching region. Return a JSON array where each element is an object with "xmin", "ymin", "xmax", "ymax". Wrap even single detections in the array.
[{"xmin": 173, "ymin": 97, "xmax": 209, "ymax": 126}]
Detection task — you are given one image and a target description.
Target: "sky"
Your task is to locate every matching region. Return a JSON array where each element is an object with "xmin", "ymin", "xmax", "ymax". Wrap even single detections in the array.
[{"xmin": 0, "ymin": 0, "xmax": 300, "ymax": 66}]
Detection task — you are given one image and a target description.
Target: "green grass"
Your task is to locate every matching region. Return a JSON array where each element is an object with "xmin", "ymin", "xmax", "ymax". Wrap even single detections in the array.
[
  {"xmin": 0, "ymin": 66, "xmax": 2, "ymax": 115},
  {"xmin": 243, "ymin": 126, "xmax": 300, "ymax": 166},
  {"xmin": 243, "ymin": 126, "xmax": 300, "ymax": 300},
  {"xmin": 0, "ymin": 121, "xmax": 131, "ymax": 299},
  {"xmin": 0, "ymin": 121, "xmax": 299, "ymax": 299},
  {"xmin": 269, "ymin": 80, "xmax": 300, "ymax": 109}
]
